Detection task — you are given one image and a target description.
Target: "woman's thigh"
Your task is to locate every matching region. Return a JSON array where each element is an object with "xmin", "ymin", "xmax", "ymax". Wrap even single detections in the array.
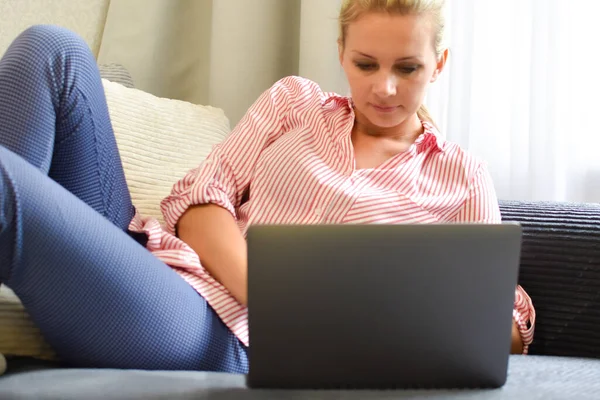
[{"xmin": 0, "ymin": 145, "xmax": 248, "ymax": 372}]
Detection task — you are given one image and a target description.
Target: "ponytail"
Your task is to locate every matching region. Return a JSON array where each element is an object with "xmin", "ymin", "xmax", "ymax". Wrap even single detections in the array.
[{"xmin": 417, "ymin": 104, "xmax": 439, "ymax": 130}]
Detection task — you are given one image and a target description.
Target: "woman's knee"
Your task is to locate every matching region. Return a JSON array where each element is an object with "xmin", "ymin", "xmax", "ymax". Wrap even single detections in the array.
[
  {"xmin": 2, "ymin": 24, "xmax": 98, "ymax": 109},
  {"xmin": 5, "ymin": 25, "xmax": 96, "ymax": 83},
  {"xmin": 12, "ymin": 25, "xmax": 92, "ymax": 59}
]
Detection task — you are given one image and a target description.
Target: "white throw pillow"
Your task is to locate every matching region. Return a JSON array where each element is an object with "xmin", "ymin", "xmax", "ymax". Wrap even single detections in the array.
[
  {"xmin": 0, "ymin": 80, "xmax": 231, "ymax": 372},
  {"xmin": 102, "ymin": 79, "xmax": 231, "ymax": 225},
  {"xmin": 0, "ymin": 286, "xmax": 58, "ymax": 365}
]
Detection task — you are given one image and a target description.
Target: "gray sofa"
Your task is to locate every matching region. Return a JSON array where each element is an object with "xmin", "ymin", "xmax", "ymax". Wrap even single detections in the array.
[
  {"xmin": 500, "ymin": 200, "xmax": 600, "ymax": 359},
  {"xmin": 2, "ymin": 199, "xmax": 600, "ymax": 399},
  {"xmin": 2, "ymin": 67, "xmax": 600, "ymax": 399}
]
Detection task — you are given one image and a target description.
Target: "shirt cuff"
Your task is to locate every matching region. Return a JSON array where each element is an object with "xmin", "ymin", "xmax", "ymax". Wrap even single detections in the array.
[
  {"xmin": 161, "ymin": 184, "xmax": 237, "ymax": 236},
  {"xmin": 513, "ymin": 285, "xmax": 536, "ymax": 354}
]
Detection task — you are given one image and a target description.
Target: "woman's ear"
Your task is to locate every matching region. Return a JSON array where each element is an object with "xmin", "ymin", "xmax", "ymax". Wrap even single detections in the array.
[
  {"xmin": 430, "ymin": 48, "xmax": 449, "ymax": 83},
  {"xmin": 338, "ymin": 40, "xmax": 344, "ymax": 66}
]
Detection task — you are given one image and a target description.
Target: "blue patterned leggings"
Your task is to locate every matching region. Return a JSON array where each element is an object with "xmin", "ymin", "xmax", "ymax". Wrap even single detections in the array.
[{"xmin": 0, "ymin": 25, "xmax": 248, "ymax": 373}]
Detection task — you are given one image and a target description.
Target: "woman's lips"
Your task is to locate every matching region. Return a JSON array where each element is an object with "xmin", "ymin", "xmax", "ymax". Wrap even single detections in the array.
[{"xmin": 371, "ymin": 103, "xmax": 398, "ymax": 113}]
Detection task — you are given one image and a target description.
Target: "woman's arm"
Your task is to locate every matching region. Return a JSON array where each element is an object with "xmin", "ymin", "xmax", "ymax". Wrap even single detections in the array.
[
  {"xmin": 454, "ymin": 164, "xmax": 535, "ymax": 354},
  {"xmin": 177, "ymin": 204, "xmax": 248, "ymax": 305},
  {"xmin": 161, "ymin": 77, "xmax": 300, "ymax": 303},
  {"xmin": 511, "ymin": 321, "xmax": 523, "ymax": 353}
]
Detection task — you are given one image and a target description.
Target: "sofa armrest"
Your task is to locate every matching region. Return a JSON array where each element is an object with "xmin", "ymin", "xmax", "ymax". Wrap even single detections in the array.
[{"xmin": 499, "ymin": 200, "xmax": 600, "ymax": 358}]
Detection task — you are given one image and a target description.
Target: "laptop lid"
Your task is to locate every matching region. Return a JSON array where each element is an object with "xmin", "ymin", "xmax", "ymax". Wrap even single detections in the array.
[{"xmin": 247, "ymin": 223, "xmax": 522, "ymax": 390}]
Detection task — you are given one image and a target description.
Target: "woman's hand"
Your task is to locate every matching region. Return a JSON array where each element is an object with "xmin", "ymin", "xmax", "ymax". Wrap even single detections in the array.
[{"xmin": 511, "ymin": 319, "xmax": 524, "ymax": 354}]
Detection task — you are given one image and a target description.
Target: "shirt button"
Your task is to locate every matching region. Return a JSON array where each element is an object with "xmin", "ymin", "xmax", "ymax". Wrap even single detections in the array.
[{"xmin": 314, "ymin": 208, "xmax": 322, "ymax": 216}]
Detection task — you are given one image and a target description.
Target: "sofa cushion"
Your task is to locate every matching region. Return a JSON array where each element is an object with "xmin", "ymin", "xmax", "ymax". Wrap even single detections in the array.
[
  {"xmin": 98, "ymin": 63, "xmax": 135, "ymax": 88},
  {"xmin": 102, "ymin": 78, "xmax": 231, "ymax": 225},
  {"xmin": 0, "ymin": 288, "xmax": 57, "ymax": 364},
  {"xmin": 2, "ymin": 356, "xmax": 600, "ymax": 399},
  {"xmin": 499, "ymin": 200, "xmax": 600, "ymax": 358}
]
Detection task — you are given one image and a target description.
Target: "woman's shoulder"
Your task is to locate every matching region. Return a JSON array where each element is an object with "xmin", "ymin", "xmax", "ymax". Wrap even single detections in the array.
[
  {"xmin": 268, "ymin": 76, "xmax": 348, "ymax": 107},
  {"xmin": 271, "ymin": 75, "xmax": 322, "ymax": 93},
  {"xmin": 424, "ymin": 123, "xmax": 489, "ymax": 178}
]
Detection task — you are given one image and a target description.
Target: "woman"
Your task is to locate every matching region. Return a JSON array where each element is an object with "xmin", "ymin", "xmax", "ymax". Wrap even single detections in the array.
[{"xmin": 0, "ymin": 0, "xmax": 534, "ymax": 373}]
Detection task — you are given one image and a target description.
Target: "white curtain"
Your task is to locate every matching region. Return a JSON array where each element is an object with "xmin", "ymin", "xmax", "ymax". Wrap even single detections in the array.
[
  {"xmin": 426, "ymin": 0, "xmax": 600, "ymax": 202},
  {"xmin": 98, "ymin": 0, "xmax": 346, "ymax": 127},
  {"xmin": 99, "ymin": 0, "xmax": 600, "ymax": 203}
]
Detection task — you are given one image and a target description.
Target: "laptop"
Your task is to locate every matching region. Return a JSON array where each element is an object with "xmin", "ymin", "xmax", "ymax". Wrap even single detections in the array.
[{"xmin": 246, "ymin": 223, "xmax": 522, "ymax": 390}]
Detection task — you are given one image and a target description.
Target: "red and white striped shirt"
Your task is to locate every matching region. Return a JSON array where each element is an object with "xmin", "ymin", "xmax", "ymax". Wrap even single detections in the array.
[{"xmin": 130, "ymin": 76, "xmax": 535, "ymax": 352}]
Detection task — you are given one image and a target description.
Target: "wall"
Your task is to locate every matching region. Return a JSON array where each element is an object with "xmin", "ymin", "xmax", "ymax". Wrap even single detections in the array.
[{"xmin": 0, "ymin": 0, "xmax": 110, "ymax": 57}]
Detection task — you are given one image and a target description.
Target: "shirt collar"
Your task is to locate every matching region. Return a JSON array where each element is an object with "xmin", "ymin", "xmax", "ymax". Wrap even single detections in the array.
[
  {"xmin": 416, "ymin": 120, "xmax": 445, "ymax": 152},
  {"xmin": 324, "ymin": 93, "xmax": 445, "ymax": 152}
]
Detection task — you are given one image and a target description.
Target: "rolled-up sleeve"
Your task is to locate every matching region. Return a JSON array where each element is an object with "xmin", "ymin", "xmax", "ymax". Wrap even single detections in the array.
[
  {"xmin": 454, "ymin": 163, "xmax": 536, "ymax": 353},
  {"xmin": 513, "ymin": 284, "xmax": 536, "ymax": 353},
  {"xmin": 160, "ymin": 77, "xmax": 298, "ymax": 235}
]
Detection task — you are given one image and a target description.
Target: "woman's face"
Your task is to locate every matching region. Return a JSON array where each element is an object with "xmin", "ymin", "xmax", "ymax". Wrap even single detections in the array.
[{"xmin": 340, "ymin": 12, "xmax": 447, "ymax": 130}]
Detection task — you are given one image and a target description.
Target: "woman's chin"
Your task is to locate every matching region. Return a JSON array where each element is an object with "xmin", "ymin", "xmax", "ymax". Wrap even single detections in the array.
[{"xmin": 364, "ymin": 111, "xmax": 404, "ymax": 129}]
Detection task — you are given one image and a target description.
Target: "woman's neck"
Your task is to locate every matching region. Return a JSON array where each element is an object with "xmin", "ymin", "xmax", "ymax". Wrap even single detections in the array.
[{"xmin": 352, "ymin": 109, "xmax": 423, "ymax": 143}]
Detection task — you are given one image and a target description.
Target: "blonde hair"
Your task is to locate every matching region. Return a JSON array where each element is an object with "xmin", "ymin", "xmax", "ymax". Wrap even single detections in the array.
[{"xmin": 338, "ymin": 0, "xmax": 447, "ymax": 128}]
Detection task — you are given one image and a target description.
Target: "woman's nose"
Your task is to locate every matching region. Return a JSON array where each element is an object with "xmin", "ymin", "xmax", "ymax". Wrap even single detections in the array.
[{"xmin": 373, "ymin": 73, "xmax": 397, "ymax": 97}]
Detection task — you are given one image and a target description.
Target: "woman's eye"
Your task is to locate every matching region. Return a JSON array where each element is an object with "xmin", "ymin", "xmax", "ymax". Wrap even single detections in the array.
[
  {"xmin": 355, "ymin": 63, "xmax": 377, "ymax": 71},
  {"xmin": 397, "ymin": 66, "xmax": 419, "ymax": 74}
]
